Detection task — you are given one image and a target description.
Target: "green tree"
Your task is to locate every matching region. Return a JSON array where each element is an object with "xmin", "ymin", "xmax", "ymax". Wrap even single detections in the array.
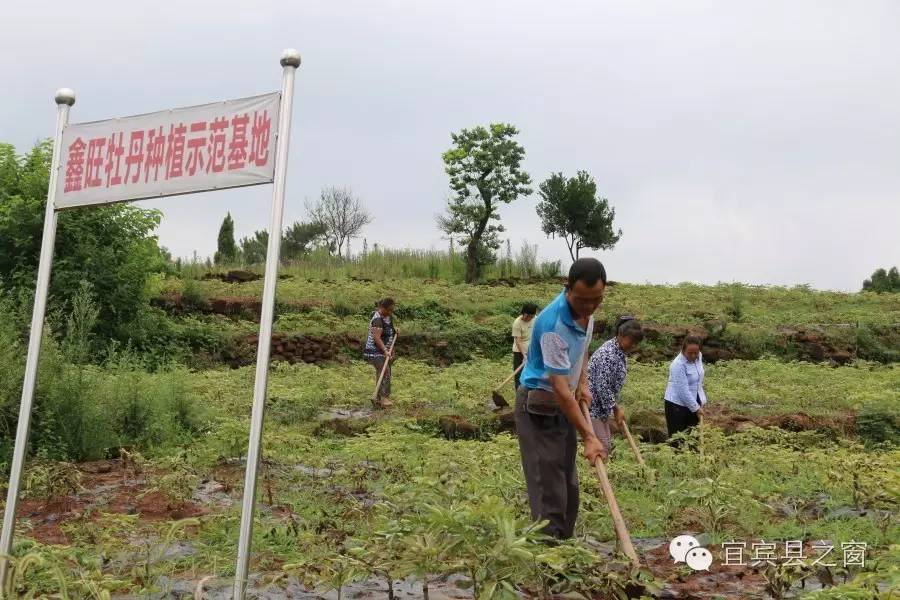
[
  {"xmin": 862, "ymin": 266, "xmax": 900, "ymax": 293},
  {"xmin": 282, "ymin": 220, "xmax": 327, "ymax": 260},
  {"xmin": 239, "ymin": 230, "xmax": 269, "ymax": 264},
  {"xmin": 214, "ymin": 212, "xmax": 238, "ymax": 264},
  {"xmin": 0, "ymin": 141, "xmax": 166, "ymax": 339},
  {"xmin": 536, "ymin": 170, "xmax": 621, "ymax": 261},
  {"xmin": 239, "ymin": 221, "xmax": 325, "ymax": 264},
  {"xmin": 437, "ymin": 124, "xmax": 532, "ymax": 283}
]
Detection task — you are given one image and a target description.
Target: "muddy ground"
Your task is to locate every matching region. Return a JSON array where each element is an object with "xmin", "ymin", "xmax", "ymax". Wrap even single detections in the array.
[{"xmin": 10, "ymin": 455, "xmax": 874, "ymax": 599}]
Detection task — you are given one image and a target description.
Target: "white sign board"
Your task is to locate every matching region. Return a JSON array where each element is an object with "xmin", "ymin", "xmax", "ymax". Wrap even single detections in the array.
[{"xmin": 55, "ymin": 92, "xmax": 280, "ymax": 209}]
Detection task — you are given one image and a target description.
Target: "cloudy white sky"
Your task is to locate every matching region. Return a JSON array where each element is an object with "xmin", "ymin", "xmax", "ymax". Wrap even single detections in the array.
[{"xmin": 2, "ymin": 0, "xmax": 898, "ymax": 291}]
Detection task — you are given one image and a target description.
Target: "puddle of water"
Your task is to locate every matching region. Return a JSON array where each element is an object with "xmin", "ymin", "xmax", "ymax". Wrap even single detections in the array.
[
  {"xmin": 194, "ymin": 480, "xmax": 235, "ymax": 508},
  {"xmin": 825, "ymin": 506, "xmax": 893, "ymax": 520},
  {"xmin": 293, "ymin": 464, "xmax": 334, "ymax": 478},
  {"xmin": 322, "ymin": 408, "xmax": 373, "ymax": 421}
]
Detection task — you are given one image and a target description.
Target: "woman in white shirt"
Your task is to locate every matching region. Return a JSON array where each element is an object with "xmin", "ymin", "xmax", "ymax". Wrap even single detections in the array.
[{"xmin": 663, "ymin": 335, "xmax": 708, "ymax": 441}]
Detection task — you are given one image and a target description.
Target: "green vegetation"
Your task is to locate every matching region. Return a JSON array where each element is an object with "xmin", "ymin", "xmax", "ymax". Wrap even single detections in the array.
[
  {"xmin": 536, "ymin": 170, "xmax": 621, "ymax": 261},
  {"xmin": 1, "ymin": 356, "xmax": 897, "ymax": 597},
  {"xmin": 214, "ymin": 212, "xmax": 238, "ymax": 265},
  {"xmin": 0, "ymin": 344, "xmax": 897, "ymax": 596},
  {"xmin": 147, "ymin": 274, "xmax": 900, "ymax": 369},
  {"xmin": 0, "ymin": 291, "xmax": 207, "ymax": 465},
  {"xmin": 438, "ymin": 123, "xmax": 533, "ymax": 282},
  {"xmin": 0, "ymin": 142, "xmax": 168, "ymax": 341},
  {"xmin": 862, "ymin": 266, "xmax": 900, "ymax": 294}
]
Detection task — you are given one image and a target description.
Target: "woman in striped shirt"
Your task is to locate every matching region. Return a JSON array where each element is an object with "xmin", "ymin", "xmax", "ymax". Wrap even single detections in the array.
[{"xmin": 364, "ymin": 297, "xmax": 396, "ymax": 408}]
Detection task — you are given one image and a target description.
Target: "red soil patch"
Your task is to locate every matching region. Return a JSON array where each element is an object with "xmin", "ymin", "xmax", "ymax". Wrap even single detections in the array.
[
  {"xmin": 11, "ymin": 459, "xmax": 209, "ymax": 545},
  {"xmin": 644, "ymin": 542, "xmax": 770, "ymax": 599},
  {"xmin": 700, "ymin": 404, "xmax": 854, "ymax": 436}
]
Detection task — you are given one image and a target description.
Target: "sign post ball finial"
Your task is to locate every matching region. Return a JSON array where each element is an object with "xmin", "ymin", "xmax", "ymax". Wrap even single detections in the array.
[
  {"xmin": 55, "ymin": 88, "xmax": 76, "ymax": 106},
  {"xmin": 280, "ymin": 49, "xmax": 301, "ymax": 68}
]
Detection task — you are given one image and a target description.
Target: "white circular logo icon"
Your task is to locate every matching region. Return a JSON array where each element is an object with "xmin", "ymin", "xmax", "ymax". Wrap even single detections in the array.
[
  {"xmin": 669, "ymin": 535, "xmax": 700, "ymax": 563},
  {"xmin": 685, "ymin": 547, "xmax": 713, "ymax": 571}
]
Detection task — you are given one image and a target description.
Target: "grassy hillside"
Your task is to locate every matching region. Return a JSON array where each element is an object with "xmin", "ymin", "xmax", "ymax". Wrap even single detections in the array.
[{"xmin": 150, "ymin": 275, "xmax": 900, "ymax": 366}]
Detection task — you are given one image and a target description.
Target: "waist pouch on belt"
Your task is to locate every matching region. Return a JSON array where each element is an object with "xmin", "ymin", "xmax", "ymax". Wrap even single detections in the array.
[{"xmin": 525, "ymin": 388, "xmax": 560, "ymax": 417}]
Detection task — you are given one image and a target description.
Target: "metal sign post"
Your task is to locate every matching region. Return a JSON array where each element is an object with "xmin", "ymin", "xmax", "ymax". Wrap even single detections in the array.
[
  {"xmin": 0, "ymin": 88, "xmax": 74, "ymax": 588},
  {"xmin": 232, "ymin": 49, "xmax": 300, "ymax": 600}
]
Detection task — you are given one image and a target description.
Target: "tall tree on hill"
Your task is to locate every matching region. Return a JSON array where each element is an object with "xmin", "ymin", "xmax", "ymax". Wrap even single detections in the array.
[
  {"xmin": 437, "ymin": 123, "xmax": 532, "ymax": 283},
  {"xmin": 214, "ymin": 212, "xmax": 238, "ymax": 264},
  {"xmin": 305, "ymin": 186, "xmax": 372, "ymax": 258},
  {"xmin": 536, "ymin": 170, "xmax": 621, "ymax": 261}
]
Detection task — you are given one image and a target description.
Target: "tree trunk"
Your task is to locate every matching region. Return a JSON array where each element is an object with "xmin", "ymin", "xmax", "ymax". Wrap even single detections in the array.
[
  {"xmin": 423, "ymin": 580, "xmax": 429, "ymax": 600},
  {"xmin": 465, "ymin": 239, "xmax": 479, "ymax": 283},
  {"xmin": 465, "ymin": 189, "xmax": 493, "ymax": 283},
  {"xmin": 563, "ymin": 234, "xmax": 578, "ymax": 262}
]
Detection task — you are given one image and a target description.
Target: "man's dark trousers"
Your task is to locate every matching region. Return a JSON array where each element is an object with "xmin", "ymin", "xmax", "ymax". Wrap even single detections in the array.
[{"xmin": 514, "ymin": 384, "xmax": 579, "ymax": 539}]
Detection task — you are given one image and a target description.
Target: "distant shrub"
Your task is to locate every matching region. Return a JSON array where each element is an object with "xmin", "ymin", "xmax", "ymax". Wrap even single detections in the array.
[
  {"xmin": 394, "ymin": 299, "xmax": 453, "ymax": 322},
  {"xmin": 0, "ymin": 291, "xmax": 210, "ymax": 465},
  {"xmin": 268, "ymin": 395, "xmax": 320, "ymax": 425},
  {"xmin": 427, "ymin": 255, "xmax": 441, "ymax": 279},
  {"xmin": 181, "ymin": 278, "xmax": 208, "ymax": 312},
  {"xmin": 856, "ymin": 404, "xmax": 900, "ymax": 446},
  {"xmin": 862, "ymin": 266, "xmax": 900, "ymax": 293},
  {"xmin": 540, "ymin": 260, "xmax": 562, "ymax": 278},
  {"xmin": 330, "ymin": 300, "xmax": 357, "ymax": 319},
  {"xmin": 727, "ymin": 283, "xmax": 745, "ymax": 322},
  {"xmin": 516, "ymin": 242, "xmax": 539, "ymax": 277},
  {"xmin": 856, "ymin": 323, "xmax": 900, "ymax": 363}
]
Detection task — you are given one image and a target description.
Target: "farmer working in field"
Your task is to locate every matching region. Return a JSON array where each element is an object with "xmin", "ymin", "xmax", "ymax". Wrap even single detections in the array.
[
  {"xmin": 364, "ymin": 297, "xmax": 397, "ymax": 408},
  {"xmin": 663, "ymin": 335, "xmax": 707, "ymax": 441},
  {"xmin": 511, "ymin": 302, "xmax": 538, "ymax": 389},
  {"xmin": 515, "ymin": 258, "xmax": 607, "ymax": 540},
  {"xmin": 587, "ymin": 316, "xmax": 645, "ymax": 455}
]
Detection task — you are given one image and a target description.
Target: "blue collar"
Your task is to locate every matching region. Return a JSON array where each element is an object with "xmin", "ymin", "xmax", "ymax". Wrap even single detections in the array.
[{"xmin": 557, "ymin": 290, "xmax": 586, "ymax": 333}]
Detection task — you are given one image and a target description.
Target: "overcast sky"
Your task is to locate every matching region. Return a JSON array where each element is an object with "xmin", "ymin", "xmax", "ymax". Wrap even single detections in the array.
[{"xmin": 2, "ymin": 0, "xmax": 898, "ymax": 291}]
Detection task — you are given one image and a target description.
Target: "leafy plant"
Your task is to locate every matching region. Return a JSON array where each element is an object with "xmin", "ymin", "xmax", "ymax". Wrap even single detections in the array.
[
  {"xmin": 140, "ymin": 454, "xmax": 199, "ymax": 510},
  {"xmin": 284, "ymin": 546, "xmax": 365, "ymax": 600},
  {"xmin": 761, "ymin": 561, "xmax": 814, "ymax": 600},
  {"xmin": 22, "ymin": 460, "xmax": 82, "ymax": 505}
]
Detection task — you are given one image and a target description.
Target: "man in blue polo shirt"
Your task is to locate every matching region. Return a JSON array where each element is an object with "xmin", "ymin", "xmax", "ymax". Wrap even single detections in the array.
[{"xmin": 516, "ymin": 258, "xmax": 607, "ymax": 539}]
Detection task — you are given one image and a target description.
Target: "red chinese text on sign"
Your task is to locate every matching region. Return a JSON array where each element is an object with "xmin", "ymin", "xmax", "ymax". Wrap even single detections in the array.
[{"xmin": 55, "ymin": 93, "xmax": 280, "ymax": 209}]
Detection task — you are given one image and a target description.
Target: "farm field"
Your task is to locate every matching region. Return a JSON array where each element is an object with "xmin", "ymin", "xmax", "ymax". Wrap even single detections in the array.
[{"xmin": 1, "ymin": 277, "xmax": 898, "ymax": 599}]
